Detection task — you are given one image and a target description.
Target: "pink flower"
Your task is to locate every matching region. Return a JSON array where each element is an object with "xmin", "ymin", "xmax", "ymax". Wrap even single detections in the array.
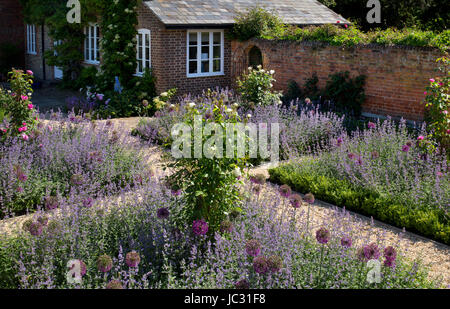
[
  {"xmin": 417, "ymin": 135, "xmax": 424, "ymax": 141},
  {"xmin": 429, "ymin": 78, "xmax": 435, "ymax": 83},
  {"xmin": 436, "ymin": 171, "xmax": 443, "ymax": 177},
  {"xmin": 18, "ymin": 126, "xmax": 27, "ymax": 132},
  {"xmin": 424, "ymin": 91, "xmax": 427, "ymax": 95},
  {"xmin": 447, "ymin": 129, "xmax": 450, "ymax": 135},
  {"xmin": 26, "ymin": 70, "xmax": 33, "ymax": 75},
  {"xmin": 22, "ymin": 134, "xmax": 29, "ymax": 141},
  {"xmin": 442, "ymin": 110, "xmax": 448, "ymax": 115},
  {"xmin": 401, "ymin": 145, "xmax": 410, "ymax": 152},
  {"xmin": 21, "ymin": 95, "xmax": 28, "ymax": 101},
  {"xmin": 336, "ymin": 20, "xmax": 340, "ymax": 23},
  {"xmin": 367, "ymin": 122, "xmax": 376, "ymax": 129},
  {"xmin": 27, "ymin": 104, "xmax": 33, "ymax": 110},
  {"xmin": 344, "ymin": 24, "xmax": 348, "ymax": 28}
]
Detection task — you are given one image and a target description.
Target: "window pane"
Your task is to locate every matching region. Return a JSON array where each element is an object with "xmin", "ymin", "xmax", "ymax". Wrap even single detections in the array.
[
  {"xmin": 201, "ymin": 46, "xmax": 209, "ymax": 60},
  {"xmin": 213, "ymin": 32, "xmax": 221, "ymax": 44},
  {"xmin": 201, "ymin": 32, "xmax": 209, "ymax": 45},
  {"xmin": 213, "ymin": 46, "xmax": 220, "ymax": 59},
  {"xmin": 189, "ymin": 46, "xmax": 197, "ymax": 60},
  {"xmin": 189, "ymin": 33, "xmax": 197, "ymax": 45},
  {"xmin": 201, "ymin": 60, "xmax": 209, "ymax": 73},
  {"xmin": 138, "ymin": 60, "xmax": 143, "ymax": 73},
  {"xmin": 213, "ymin": 59, "xmax": 221, "ymax": 72},
  {"xmin": 145, "ymin": 60, "xmax": 150, "ymax": 69},
  {"xmin": 189, "ymin": 61, "xmax": 198, "ymax": 74}
]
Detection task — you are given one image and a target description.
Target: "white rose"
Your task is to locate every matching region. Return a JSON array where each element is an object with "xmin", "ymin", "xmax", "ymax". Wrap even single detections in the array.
[
  {"xmin": 188, "ymin": 102, "xmax": 196, "ymax": 109},
  {"xmin": 226, "ymin": 108, "xmax": 233, "ymax": 113},
  {"xmin": 233, "ymin": 167, "xmax": 241, "ymax": 178},
  {"xmin": 160, "ymin": 92, "xmax": 168, "ymax": 97},
  {"xmin": 232, "ymin": 103, "xmax": 239, "ymax": 108},
  {"xmin": 270, "ymin": 70, "xmax": 275, "ymax": 75},
  {"xmin": 246, "ymin": 114, "xmax": 252, "ymax": 118}
]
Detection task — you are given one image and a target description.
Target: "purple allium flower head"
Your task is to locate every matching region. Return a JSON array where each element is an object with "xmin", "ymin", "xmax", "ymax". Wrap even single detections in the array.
[
  {"xmin": 37, "ymin": 216, "xmax": 48, "ymax": 226},
  {"xmin": 245, "ymin": 239, "xmax": 261, "ymax": 257},
  {"xmin": 28, "ymin": 221, "xmax": 43, "ymax": 236},
  {"xmin": 289, "ymin": 194, "xmax": 302, "ymax": 208},
  {"xmin": 18, "ymin": 173, "xmax": 28, "ymax": 182},
  {"xmin": 220, "ymin": 220, "xmax": 233, "ymax": 233},
  {"xmin": 363, "ymin": 243, "xmax": 381, "ymax": 260},
  {"xmin": 157, "ymin": 207, "xmax": 169, "ymax": 219},
  {"xmin": 44, "ymin": 196, "xmax": 59, "ymax": 210},
  {"xmin": 235, "ymin": 279, "xmax": 249, "ymax": 289},
  {"xmin": 253, "ymin": 256, "xmax": 269, "ymax": 275},
  {"xmin": 340, "ymin": 236, "xmax": 352, "ymax": 248},
  {"xmin": 304, "ymin": 193, "xmax": 315, "ymax": 204},
  {"xmin": 401, "ymin": 144, "xmax": 410, "ymax": 152},
  {"xmin": 267, "ymin": 255, "xmax": 283, "ymax": 273},
  {"xmin": 347, "ymin": 153, "xmax": 355, "ymax": 159},
  {"xmin": 252, "ymin": 185, "xmax": 262, "ymax": 195},
  {"xmin": 83, "ymin": 197, "xmax": 93, "ymax": 208},
  {"xmin": 106, "ymin": 280, "xmax": 123, "ymax": 289},
  {"xmin": 125, "ymin": 251, "xmax": 141, "ymax": 268},
  {"xmin": 371, "ymin": 151, "xmax": 379, "ymax": 159},
  {"xmin": 383, "ymin": 258, "xmax": 396, "ymax": 268},
  {"xmin": 192, "ymin": 219, "xmax": 208, "ymax": 236},
  {"xmin": 250, "ymin": 173, "xmax": 266, "ymax": 185},
  {"xmin": 336, "ymin": 137, "xmax": 343, "ymax": 146},
  {"xmin": 16, "ymin": 187, "xmax": 23, "ymax": 193},
  {"xmin": 279, "ymin": 184, "xmax": 292, "ymax": 198},
  {"xmin": 97, "ymin": 254, "xmax": 113, "ymax": 273},
  {"xmin": 367, "ymin": 122, "xmax": 376, "ymax": 129},
  {"xmin": 383, "ymin": 246, "xmax": 397, "ymax": 262},
  {"xmin": 70, "ymin": 174, "xmax": 84, "ymax": 186},
  {"xmin": 356, "ymin": 247, "xmax": 366, "ymax": 262},
  {"xmin": 315, "ymin": 227, "xmax": 330, "ymax": 244}
]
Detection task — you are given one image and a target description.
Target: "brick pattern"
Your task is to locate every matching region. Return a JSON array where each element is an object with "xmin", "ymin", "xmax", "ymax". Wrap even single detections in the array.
[
  {"xmin": 24, "ymin": 25, "xmax": 57, "ymax": 81},
  {"xmin": 232, "ymin": 39, "xmax": 444, "ymax": 121},
  {"xmin": 137, "ymin": 3, "xmax": 231, "ymax": 94},
  {"xmin": 0, "ymin": 0, "xmax": 25, "ymax": 69}
]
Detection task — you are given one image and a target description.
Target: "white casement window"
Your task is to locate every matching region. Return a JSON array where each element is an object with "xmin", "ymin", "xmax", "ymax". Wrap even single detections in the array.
[
  {"xmin": 136, "ymin": 29, "xmax": 151, "ymax": 76},
  {"xmin": 26, "ymin": 24, "xmax": 36, "ymax": 55},
  {"xmin": 187, "ymin": 30, "xmax": 224, "ymax": 77},
  {"xmin": 84, "ymin": 24, "xmax": 100, "ymax": 64}
]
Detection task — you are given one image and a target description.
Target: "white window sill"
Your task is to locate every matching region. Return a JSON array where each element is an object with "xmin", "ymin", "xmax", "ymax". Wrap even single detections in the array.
[
  {"xmin": 27, "ymin": 52, "xmax": 37, "ymax": 55},
  {"xmin": 187, "ymin": 72, "xmax": 224, "ymax": 78},
  {"xmin": 84, "ymin": 60, "xmax": 100, "ymax": 65}
]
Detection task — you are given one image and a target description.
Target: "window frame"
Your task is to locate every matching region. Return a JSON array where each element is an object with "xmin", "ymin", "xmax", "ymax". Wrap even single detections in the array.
[
  {"xmin": 135, "ymin": 29, "xmax": 151, "ymax": 77},
  {"xmin": 26, "ymin": 24, "xmax": 37, "ymax": 55},
  {"xmin": 186, "ymin": 30, "xmax": 224, "ymax": 78},
  {"xmin": 84, "ymin": 23, "xmax": 100, "ymax": 65}
]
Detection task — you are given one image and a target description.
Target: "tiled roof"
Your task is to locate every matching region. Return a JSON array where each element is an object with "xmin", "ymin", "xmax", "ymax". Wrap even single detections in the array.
[{"xmin": 144, "ymin": 0, "xmax": 349, "ymax": 27}]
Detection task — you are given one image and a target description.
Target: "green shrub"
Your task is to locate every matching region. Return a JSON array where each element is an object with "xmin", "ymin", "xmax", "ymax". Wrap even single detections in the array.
[
  {"xmin": 228, "ymin": 6, "xmax": 286, "ymax": 41},
  {"xmin": 236, "ymin": 66, "xmax": 282, "ymax": 109}
]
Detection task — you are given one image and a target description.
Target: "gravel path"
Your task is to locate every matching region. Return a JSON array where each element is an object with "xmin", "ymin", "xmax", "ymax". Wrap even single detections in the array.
[{"xmin": 1, "ymin": 117, "xmax": 449, "ymax": 287}]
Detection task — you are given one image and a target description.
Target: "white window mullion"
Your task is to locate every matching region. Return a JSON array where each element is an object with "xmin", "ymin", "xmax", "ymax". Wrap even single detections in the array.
[
  {"xmin": 209, "ymin": 32, "xmax": 213, "ymax": 76},
  {"xmin": 197, "ymin": 32, "xmax": 201, "ymax": 76}
]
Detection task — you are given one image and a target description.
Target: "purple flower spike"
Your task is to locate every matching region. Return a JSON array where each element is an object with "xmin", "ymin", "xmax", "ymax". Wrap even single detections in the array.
[
  {"xmin": 340, "ymin": 236, "xmax": 352, "ymax": 248},
  {"xmin": 245, "ymin": 239, "xmax": 261, "ymax": 257}
]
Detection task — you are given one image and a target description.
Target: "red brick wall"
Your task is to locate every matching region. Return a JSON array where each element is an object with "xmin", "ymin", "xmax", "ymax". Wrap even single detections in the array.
[
  {"xmin": 0, "ymin": 0, "xmax": 25, "ymax": 70},
  {"xmin": 24, "ymin": 25, "xmax": 56, "ymax": 81},
  {"xmin": 232, "ymin": 39, "xmax": 444, "ymax": 121}
]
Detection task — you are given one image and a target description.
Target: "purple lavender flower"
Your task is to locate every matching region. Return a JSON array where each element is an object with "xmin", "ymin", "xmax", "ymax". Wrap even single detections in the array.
[
  {"xmin": 192, "ymin": 219, "xmax": 208, "ymax": 236},
  {"xmin": 356, "ymin": 247, "xmax": 366, "ymax": 261},
  {"xmin": 83, "ymin": 197, "xmax": 93, "ymax": 208},
  {"xmin": 383, "ymin": 258, "xmax": 396, "ymax": 268},
  {"xmin": 245, "ymin": 239, "xmax": 261, "ymax": 257},
  {"xmin": 279, "ymin": 184, "xmax": 291, "ymax": 198},
  {"xmin": 44, "ymin": 196, "xmax": 59, "ymax": 210},
  {"xmin": 347, "ymin": 153, "xmax": 355, "ymax": 159},
  {"xmin": 336, "ymin": 137, "xmax": 343, "ymax": 146},
  {"xmin": 157, "ymin": 207, "xmax": 170, "ymax": 219},
  {"xmin": 37, "ymin": 216, "xmax": 48, "ymax": 226},
  {"xmin": 363, "ymin": 243, "xmax": 381, "ymax": 260},
  {"xmin": 97, "ymin": 254, "xmax": 113, "ymax": 273},
  {"xmin": 340, "ymin": 236, "xmax": 352, "ymax": 248},
  {"xmin": 125, "ymin": 251, "xmax": 141, "ymax": 268},
  {"xmin": 252, "ymin": 185, "xmax": 262, "ymax": 195},
  {"xmin": 234, "ymin": 278, "xmax": 249, "ymax": 289},
  {"xmin": 250, "ymin": 173, "xmax": 266, "ymax": 185},
  {"xmin": 70, "ymin": 174, "xmax": 84, "ymax": 186},
  {"xmin": 315, "ymin": 228, "xmax": 330, "ymax": 244},
  {"xmin": 106, "ymin": 279, "xmax": 123, "ymax": 289},
  {"xmin": 253, "ymin": 256, "xmax": 269, "ymax": 275},
  {"xmin": 289, "ymin": 194, "xmax": 302, "ymax": 208}
]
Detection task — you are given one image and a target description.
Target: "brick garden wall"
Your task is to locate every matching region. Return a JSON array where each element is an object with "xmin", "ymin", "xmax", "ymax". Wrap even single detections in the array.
[{"xmin": 231, "ymin": 39, "xmax": 444, "ymax": 121}]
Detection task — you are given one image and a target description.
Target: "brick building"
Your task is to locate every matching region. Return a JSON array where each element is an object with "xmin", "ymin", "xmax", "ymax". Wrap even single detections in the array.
[
  {"xmin": 0, "ymin": 0, "xmax": 25, "ymax": 79},
  {"xmin": 22, "ymin": 0, "xmax": 347, "ymax": 93}
]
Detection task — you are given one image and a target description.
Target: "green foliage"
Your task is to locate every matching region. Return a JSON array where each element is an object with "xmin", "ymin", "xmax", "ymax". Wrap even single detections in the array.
[
  {"xmin": 269, "ymin": 163, "xmax": 450, "ymax": 245},
  {"xmin": 424, "ymin": 56, "xmax": 450, "ymax": 153},
  {"xmin": 323, "ymin": 71, "xmax": 366, "ymax": 117},
  {"xmin": 0, "ymin": 69, "xmax": 37, "ymax": 139},
  {"xmin": 228, "ymin": 6, "xmax": 286, "ymax": 41},
  {"xmin": 236, "ymin": 65, "xmax": 282, "ymax": 110},
  {"xmin": 167, "ymin": 94, "xmax": 248, "ymax": 233}
]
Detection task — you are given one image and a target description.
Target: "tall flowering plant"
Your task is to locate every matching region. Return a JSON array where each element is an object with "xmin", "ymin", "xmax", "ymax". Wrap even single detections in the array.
[
  {"xmin": 166, "ymin": 91, "xmax": 248, "ymax": 234},
  {"xmin": 0, "ymin": 69, "xmax": 37, "ymax": 140},
  {"xmin": 424, "ymin": 56, "xmax": 449, "ymax": 152}
]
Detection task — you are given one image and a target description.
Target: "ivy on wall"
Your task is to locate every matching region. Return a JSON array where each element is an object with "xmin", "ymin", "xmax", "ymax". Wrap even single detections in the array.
[{"xmin": 19, "ymin": 0, "xmax": 141, "ymax": 91}]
